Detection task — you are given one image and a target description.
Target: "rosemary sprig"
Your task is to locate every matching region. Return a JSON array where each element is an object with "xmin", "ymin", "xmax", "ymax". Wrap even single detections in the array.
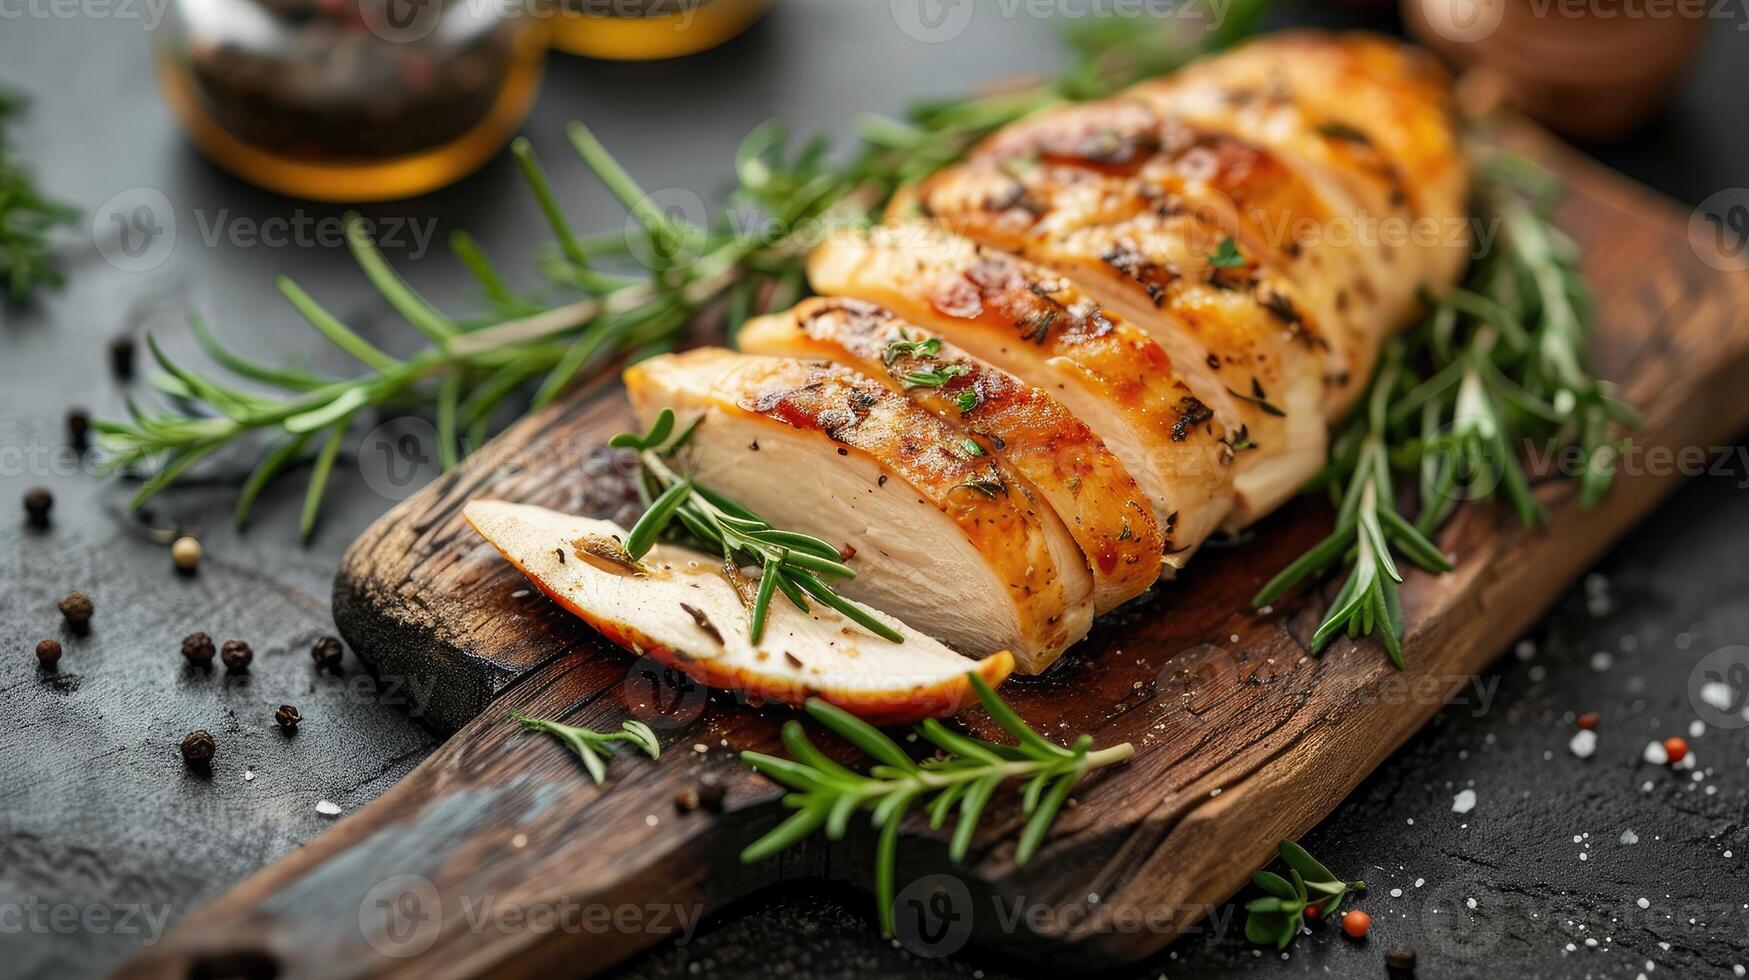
[
  {"xmin": 89, "ymin": 5, "xmax": 1267, "ymax": 536},
  {"xmin": 610, "ymin": 409, "xmax": 904, "ymax": 644},
  {"xmin": 1254, "ymin": 150, "xmax": 1637, "ymax": 659},
  {"xmin": 512, "ymin": 710, "xmax": 661, "ymax": 785},
  {"xmin": 739, "ymin": 674, "xmax": 1134, "ymax": 936},
  {"xmin": 0, "ymin": 89, "xmax": 77, "ymax": 305},
  {"xmin": 1244, "ymin": 840, "xmax": 1365, "ymax": 949}
]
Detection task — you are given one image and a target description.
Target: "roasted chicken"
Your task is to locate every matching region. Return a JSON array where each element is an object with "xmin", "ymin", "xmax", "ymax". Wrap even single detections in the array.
[{"xmin": 472, "ymin": 31, "xmax": 1470, "ymax": 715}]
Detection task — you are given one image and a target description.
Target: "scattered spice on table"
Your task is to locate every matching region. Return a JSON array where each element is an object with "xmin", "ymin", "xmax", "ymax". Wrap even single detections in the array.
[
  {"xmin": 23, "ymin": 487, "xmax": 51, "ymax": 527},
  {"xmin": 181, "ymin": 730, "xmax": 215, "ymax": 766},
  {"xmin": 109, "ymin": 335, "xmax": 135, "ymax": 379},
  {"xmin": 1661, "ymin": 735, "xmax": 1688, "ymax": 764},
  {"xmin": 1340, "ymin": 908, "xmax": 1371, "ymax": 939},
  {"xmin": 171, "ymin": 535, "xmax": 202, "ymax": 573},
  {"xmin": 310, "ymin": 635, "xmax": 343, "ymax": 674},
  {"xmin": 58, "ymin": 591, "xmax": 92, "ymax": 633},
  {"xmin": 181, "ymin": 631, "xmax": 215, "ymax": 667},
  {"xmin": 275, "ymin": 704, "xmax": 302, "ymax": 732},
  {"xmin": 65, "ymin": 408, "xmax": 89, "ymax": 451},
  {"xmin": 220, "ymin": 639, "xmax": 253, "ymax": 672},
  {"xmin": 1576, "ymin": 710, "xmax": 1599, "ymax": 730},
  {"xmin": 35, "ymin": 638, "xmax": 61, "ymax": 667}
]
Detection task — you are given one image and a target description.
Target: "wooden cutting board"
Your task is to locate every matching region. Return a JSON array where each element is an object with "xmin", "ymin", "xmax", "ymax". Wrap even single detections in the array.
[{"xmin": 120, "ymin": 123, "xmax": 1749, "ymax": 979}]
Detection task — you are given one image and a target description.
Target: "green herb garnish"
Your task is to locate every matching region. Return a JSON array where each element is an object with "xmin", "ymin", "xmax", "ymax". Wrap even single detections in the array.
[
  {"xmin": 1245, "ymin": 840, "xmax": 1366, "ymax": 949},
  {"xmin": 512, "ymin": 710, "xmax": 661, "ymax": 784},
  {"xmin": 1254, "ymin": 150, "xmax": 1637, "ymax": 660},
  {"xmin": 611, "ymin": 409, "xmax": 903, "ymax": 645},
  {"xmin": 882, "ymin": 332, "xmax": 943, "ymax": 365},
  {"xmin": 0, "ymin": 90, "xmax": 77, "ymax": 305},
  {"xmin": 1209, "ymin": 235, "xmax": 1245, "ymax": 269},
  {"xmin": 740, "ymin": 673, "xmax": 1133, "ymax": 936},
  {"xmin": 897, "ymin": 362, "xmax": 970, "ymax": 390}
]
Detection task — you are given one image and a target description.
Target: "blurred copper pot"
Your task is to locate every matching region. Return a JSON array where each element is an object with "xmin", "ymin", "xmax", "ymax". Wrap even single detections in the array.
[{"xmin": 1404, "ymin": 0, "xmax": 1709, "ymax": 142}]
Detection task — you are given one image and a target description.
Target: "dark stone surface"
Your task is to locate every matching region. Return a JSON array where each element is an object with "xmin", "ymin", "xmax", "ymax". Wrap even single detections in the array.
[{"xmin": 1, "ymin": 3, "xmax": 1745, "ymax": 979}]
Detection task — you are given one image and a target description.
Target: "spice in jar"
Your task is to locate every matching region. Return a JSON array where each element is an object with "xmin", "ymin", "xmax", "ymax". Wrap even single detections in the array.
[
  {"xmin": 59, "ymin": 592, "xmax": 94, "ymax": 634},
  {"xmin": 181, "ymin": 632, "xmax": 216, "ymax": 667},
  {"xmin": 181, "ymin": 729, "xmax": 216, "ymax": 766},
  {"xmin": 36, "ymin": 638, "xmax": 63, "ymax": 667},
  {"xmin": 156, "ymin": 0, "xmax": 546, "ymax": 201},
  {"xmin": 23, "ymin": 487, "xmax": 52, "ymax": 528},
  {"xmin": 220, "ymin": 639, "xmax": 254, "ymax": 672}
]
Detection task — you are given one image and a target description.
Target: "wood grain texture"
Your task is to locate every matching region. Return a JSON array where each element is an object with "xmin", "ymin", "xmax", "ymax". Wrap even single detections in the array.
[{"xmin": 119, "ymin": 122, "xmax": 1749, "ymax": 979}]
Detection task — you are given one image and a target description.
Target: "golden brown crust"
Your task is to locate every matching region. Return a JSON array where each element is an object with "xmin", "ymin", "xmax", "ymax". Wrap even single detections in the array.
[{"xmin": 738, "ymin": 297, "xmax": 1166, "ymax": 611}]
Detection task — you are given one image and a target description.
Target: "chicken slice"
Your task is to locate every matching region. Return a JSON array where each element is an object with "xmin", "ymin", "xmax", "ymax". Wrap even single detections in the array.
[
  {"xmin": 807, "ymin": 226, "xmax": 1234, "ymax": 558},
  {"xmin": 623, "ymin": 348, "xmax": 1092, "ymax": 673},
  {"xmin": 465, "ymin": 502, "xmax": 1013, "ymax": 724},
  {"xmin": 737, "ymin": 296, "xmax": 1164, "ymax": 612},
  {"xmin": 916, "ymin": 99, "xmax": 1389, "ymax": 399},
  {"xmin": 1127, "ymin": 31, "xmax": 1471, "ymax": 306}
]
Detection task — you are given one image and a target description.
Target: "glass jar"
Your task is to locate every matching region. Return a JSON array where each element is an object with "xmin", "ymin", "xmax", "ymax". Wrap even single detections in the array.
[
  {"xmin": 548, "ymin": 0, "xmax": 770, "ymax": 60},
  {"xmin": 156, "ymin": 0, "xmax": 548, "ymax": 201}
]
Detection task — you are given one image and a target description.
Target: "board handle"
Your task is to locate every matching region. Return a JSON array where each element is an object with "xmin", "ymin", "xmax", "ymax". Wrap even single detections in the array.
[{"xmin": 116, "ymin": 654, "xmax": 790, "ymax": 980}]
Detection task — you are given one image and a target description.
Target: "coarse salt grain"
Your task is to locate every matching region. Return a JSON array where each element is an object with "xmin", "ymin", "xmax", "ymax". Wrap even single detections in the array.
[
  {"xmin": 315, "ymin": 800, "xmax": 341, "ymax": 816},
  {"xmin": 1391, "ymin": 888, "xmax": 1403, "ymax": 898},
  {"xmin": 1621, "ymin": 829, "xmax": 1639, "ymax": 845},
  {"xmin": 1453, "ymin": 789, "xmax": 1477, "ymax": 814},
  {"xmin": 1637, "ymin": 898, "xmax": 1650, "ymax": 909},
  {"xmin": 1688, "ymin": 720, "xmax": 1705, "ymax": 739},
  {"xmin": 1570, "ymin": 729, "xmax": 1598, "ymax": 758},
  {"xmin": 1590, "ymin": 651, "xmax": 1614, "ymax": 672},
  {"xmin": 1643, "ymin": 741, "xmax": 1669, "ymax": 765}
]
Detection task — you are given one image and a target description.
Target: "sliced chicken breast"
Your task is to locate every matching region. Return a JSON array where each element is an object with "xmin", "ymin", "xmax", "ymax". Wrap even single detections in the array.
[
  {"xmin": 623, "ymin": 348, "xmax": 1093, "ymax": 673},
  {"xmin": 465, "ymin": 502, "xmax": 1013, "ymax": 724},
  {"xmin": 1128, "ymin": 30, "xmax": 1471, "ymax": 310},
  {"xmin": 916, "ymin": 101, "xmax": 1386, "ymax": 403},
  {"xmin": 736, "ymin": 296, "xmax": 1164, "ymax": 612},
  {"xmin": 807, "ymin": 226, "xmax": 1235, "ymax": 556}
]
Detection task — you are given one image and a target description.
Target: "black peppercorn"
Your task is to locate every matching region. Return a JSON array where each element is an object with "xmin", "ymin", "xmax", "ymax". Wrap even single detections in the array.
[
  {"xmin": 181, "ymin": 730, "xmax": 215, "ymax": 766},
  {"xmin": 310, "ymin": 635, "xmax": 344, "ymax": 674},
  {"xmin": 220, "ymin": 639, "xmax": 253, "ymax": 672},
  {"xmin": 1385, "ymin": 944, "xmax": 1417, "ymax": 977},
  {"xmin": 66, "ymin": 409, "xmax": 90, "ymax": 452},
  {"xmin": 23, "ymin": 487, "xmax": 52, "ymax": 528},
  {"xmin": 36, "ymin": 638, "xmax": 62, "ymax": 667},
  {"xmin": 695, "ymin": 771, "xmax": 726, "ymax": 810},
  {"xmin": 110, "ymin": 335, "xmax": 136, "ymax": 380},
  {"xmin": 275, "ymin": 704, "xmax": 302, "ymax": 732},
  {"xmin": 181, "ymin": 632, "xmax": 216, "ymax": 667},
  {"xmin": 58, "ymin": 592, "xmax": 93, "ymax": 634}
]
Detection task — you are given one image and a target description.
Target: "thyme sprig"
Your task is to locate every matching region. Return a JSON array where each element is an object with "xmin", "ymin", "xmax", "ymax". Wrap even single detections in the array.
[
  {"xmin": 1244, "ymin": 840, "xmax": 1365, "ymax": 949},
  {"xmin": 610, "ymin": 409, "xmax": 903, "ymax": 645},
  {"xmin": 1254, "ymin": 150, "xmax": 1637, "ymax": 659},
  {"xmin": 512, "ymin": 710, "xmax": 661, "ymax": 784},
  {"xmin": 0, "ymin": 90, "xmax": 78, "ymax": 305},
  {"xmin": 740, "ymin": 674, "xmax": 1134, "ymax": 936},
  {"xmin": 88, "ymin": 4, "xmax": 1267, "ymax": 537}
]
